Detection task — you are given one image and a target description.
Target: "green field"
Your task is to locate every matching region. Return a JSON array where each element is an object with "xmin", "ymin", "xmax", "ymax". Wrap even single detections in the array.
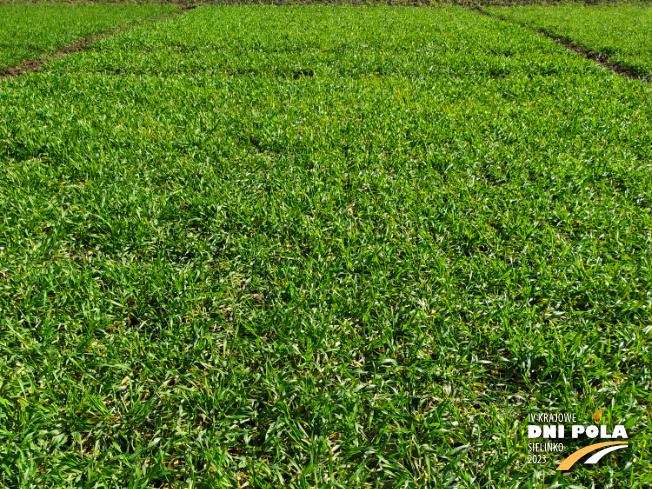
[
  {"xmin": 488, "ymin": 4, "xmax": 652, "ymax": 80},
  {"xmin": 0, "ymin": 3, "xmax": 178, "ymax": 71},
  {"xmin": 1, "ymin": 4, "xmax": 651, "ymax": 488}
]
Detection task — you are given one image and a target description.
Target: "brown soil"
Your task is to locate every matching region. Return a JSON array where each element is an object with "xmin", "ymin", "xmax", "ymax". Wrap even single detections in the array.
[
  {"xmin": 476, "ymin": 7, "xmax": 648, "ymax": 82},
  {"xmin": 2, "ymin": 2, "xmax": 648, "ymax": 81},
  {"xmin": 0, "ymin": 6, "xmax": 194, "ymax": 79},
  {"xmin": 537, "ymin": 31, "xmax": 647, "ymax": 81}
]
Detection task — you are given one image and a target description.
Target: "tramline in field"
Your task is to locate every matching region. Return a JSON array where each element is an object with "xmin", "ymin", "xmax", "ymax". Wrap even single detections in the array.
[
  {"xmin": 0, "ymin": 3, "xmax": 178, "ymax": 72},
  {"xmin": 488, "ymin": 4, "xmax": 652, "ymax": 80}
]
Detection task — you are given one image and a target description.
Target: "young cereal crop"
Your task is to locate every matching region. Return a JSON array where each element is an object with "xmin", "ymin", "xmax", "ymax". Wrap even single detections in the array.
[
  {"xmin": 0, "ymin": 4, "xmax": 650, "ymax": 488},
  {"xmin": 0, "ymin": 3, "xmax": 178, "ymax": 72},
  {"xmin": 487, "ymin": 4, "xmax": 652, "ymax": 80}
]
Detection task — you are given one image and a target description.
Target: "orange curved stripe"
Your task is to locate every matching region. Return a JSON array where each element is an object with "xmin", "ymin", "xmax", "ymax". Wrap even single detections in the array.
[{"xmin": 557, "ymin": 442, "xmax": 628, "ymax": 471}]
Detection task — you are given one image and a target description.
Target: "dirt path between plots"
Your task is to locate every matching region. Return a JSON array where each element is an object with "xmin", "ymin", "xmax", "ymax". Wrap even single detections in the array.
[
  {"xmin": 475, "ymin": 7, "xmax": 648, "ymax": 83},
  {"xmin": 0, "ymin": 6, "xmax": 195, "ymax": 79},
  {"xmin": 3, "ymin": 5, "xmax": 646, "ymax": 83},
  {"xmin": 538, "ymin": 33, "xmax": 646, "ymax": 82}
]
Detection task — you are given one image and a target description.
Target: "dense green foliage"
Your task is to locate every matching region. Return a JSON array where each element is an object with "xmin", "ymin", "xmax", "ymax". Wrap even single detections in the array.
[
  {"xmin": 0, "ymin": 3, "xmax": 178, "ymax": 71},
  {"xmin": 488, "ymin": 4, "xmax": 652, "ymax": 80},
  {"xmin": 0, "ymin": 5, "xmax": 651, "ymax": 487}
]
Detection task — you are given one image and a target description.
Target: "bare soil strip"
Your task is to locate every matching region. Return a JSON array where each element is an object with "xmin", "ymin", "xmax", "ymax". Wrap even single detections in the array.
[
  {"xmin": 533, "ymin": 30, "xmax": 647, "ymax": 82},
  {"xmin": 476, "ymin": 7, "xmax": 648, "ymax": 82},
  {"xmin": 0, "ymin": 7, "xmax": 194, "ymax": 79},
  {"xmin": 2, "ymin": 4, "xmax": 645, "ymax": 82}
]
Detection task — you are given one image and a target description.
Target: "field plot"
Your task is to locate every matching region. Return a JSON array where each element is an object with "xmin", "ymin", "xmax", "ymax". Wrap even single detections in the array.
[
  {"xmin": 487, "ymin": 4, "xmax": 652, "ymax": 80},
  {"xmin": 0, "ymin": 3, "xmax": 178, "ymax": 72},
  {"xmin": 1, "ymin": 5, "xmax": 651, "ymax": 487}
]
